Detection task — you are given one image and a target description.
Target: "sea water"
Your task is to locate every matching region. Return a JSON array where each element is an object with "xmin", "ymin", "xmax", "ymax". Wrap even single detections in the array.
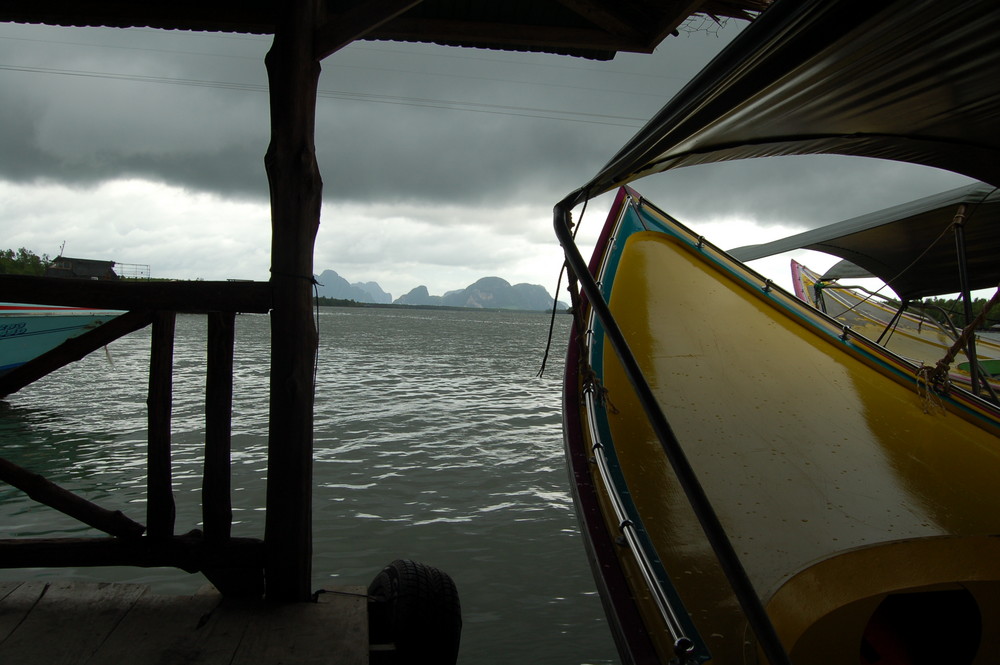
[{"xmin": 0, "ymin": 306, "xmax": 617, "ymax": 664}]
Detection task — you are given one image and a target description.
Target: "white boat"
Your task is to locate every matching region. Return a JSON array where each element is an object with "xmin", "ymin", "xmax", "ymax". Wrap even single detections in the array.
[{"xmin": 0, "ymin": 303, "xmax": 121, "ymax": 376}]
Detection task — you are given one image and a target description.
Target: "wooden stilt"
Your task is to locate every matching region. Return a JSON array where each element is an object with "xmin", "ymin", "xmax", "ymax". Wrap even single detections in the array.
[
  {"xmin": 204, "ymin": 311, "xmax": 235, "ymax": 543},
  {"xmin": 263, "ymin": 0, "xmax": 322, "ymax": 601},
  {"xmin": 147, "ymin": 311, "xmax": 176, "ymax": 540}
]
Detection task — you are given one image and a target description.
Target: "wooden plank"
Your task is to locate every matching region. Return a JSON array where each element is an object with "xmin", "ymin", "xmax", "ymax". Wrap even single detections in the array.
[
  {"xmin": 86, "ymin": 592, "xmax": 238, "ymax": 664},
  {"xmin": 147, "ymin": 311, "xmax": 176, "ymax": 539},
  {"xmin": 0, "ymin": 583, "xmax": 367, "ymax": 664},
  {"xmin": 0, "ymin": 275, "xmax": 272, "ymax": 314},
  {"xmin": 0, "ymin": 581, "xmax": 47, "ymax": 641},
  {"xmin": 0, "ymin": 581, "xmax": 147, "ymax": 663},
  {"xmin": 230, "ymin": 587, "xmax": 368, "ymax": 665}
]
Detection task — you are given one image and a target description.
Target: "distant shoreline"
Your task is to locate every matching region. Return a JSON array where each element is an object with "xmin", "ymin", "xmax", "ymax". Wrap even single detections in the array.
[{"xmin": 315, "ymin": 296, "xmax": 569, "ymax": 314}]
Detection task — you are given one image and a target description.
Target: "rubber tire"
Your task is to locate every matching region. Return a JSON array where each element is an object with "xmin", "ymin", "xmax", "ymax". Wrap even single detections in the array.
[{"xmin": 368, "ymin": 559, "xmax": 462, "ymax": 665}]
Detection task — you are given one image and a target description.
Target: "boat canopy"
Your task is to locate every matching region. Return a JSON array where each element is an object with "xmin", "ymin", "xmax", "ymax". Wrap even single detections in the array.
[
  {"xmin": 727, "ymin": 183, "xmax": 1000, "ymax": 300},
  {"xmin": 558, "ymin": 0, "xmax": 1000, "ymax": 210}
]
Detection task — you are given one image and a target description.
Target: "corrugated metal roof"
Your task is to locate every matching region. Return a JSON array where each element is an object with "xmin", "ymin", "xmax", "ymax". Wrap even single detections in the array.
[{"xmin": 0, "ymin": 0, "xmax": 769, "ymax": 60}]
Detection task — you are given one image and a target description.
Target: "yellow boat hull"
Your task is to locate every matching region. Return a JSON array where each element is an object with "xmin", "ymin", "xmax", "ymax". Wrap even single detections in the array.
[{"xmin": 565, "ymin": 188, "xmax": 1000, "ymax": 664}]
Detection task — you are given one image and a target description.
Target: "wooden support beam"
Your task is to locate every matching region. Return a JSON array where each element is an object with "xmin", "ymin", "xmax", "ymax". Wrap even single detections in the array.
[
  {"xmin": 0, "ymin": 457, "xmax": 145, "ymax": 539},
  {"xmin": 147, "ymin": 311, "xmax": 176, "ymax": 540},
  {"xmin": 204, "ymin": 311, "xmax": 235, "ymax": 543},
  {"xmin": 0, "ymin": 275, "xmax": 272, "ymax": 314},
  {"xmin": 263, "ymin": 0, "xmax": 321, "ymax": 602},
  {"xmin": 0, "ymin": 533, "xmax": 265, "ymax": 573},
  {"xmin": 314, "ymin": 0, "xmax": 423, "ymax": 60},
  {"xmin": 554, "ymin": 0, "xmax": 648, "ymax": 42}
]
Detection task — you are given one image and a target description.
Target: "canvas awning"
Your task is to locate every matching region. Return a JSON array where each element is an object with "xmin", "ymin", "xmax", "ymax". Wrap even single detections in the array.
[
  {"xmin": 559, "ymin": 0, "xmax": 1000, "ymax": 209},
  {"xmin": 726, "ymin": 183, "xmax": 1000, "ymax": 300}
]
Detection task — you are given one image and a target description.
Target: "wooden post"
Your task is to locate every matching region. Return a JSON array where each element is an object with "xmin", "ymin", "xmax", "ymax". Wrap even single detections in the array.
[
  {"xmin": 204, "ymin": 311, "xmax": 235, "ymax": 543},
  {"xmin": 263, "ymin": 0, "xmax": 321, "ymax": 601},
  {"xmin": 147, "ymin": 311, "xmax": 176, "ymax": 539}
]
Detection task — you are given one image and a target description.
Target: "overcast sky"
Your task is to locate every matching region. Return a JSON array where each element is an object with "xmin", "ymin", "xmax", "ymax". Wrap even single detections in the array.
[{"xmin": 0, "ymin": 17, "xmax": 975, "ymax": 299}]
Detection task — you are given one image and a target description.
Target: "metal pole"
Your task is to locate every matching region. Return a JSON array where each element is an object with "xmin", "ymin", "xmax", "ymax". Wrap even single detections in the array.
[{"xmin": 952, "ymin": 204, "xmax": 980, "ymax": 393}]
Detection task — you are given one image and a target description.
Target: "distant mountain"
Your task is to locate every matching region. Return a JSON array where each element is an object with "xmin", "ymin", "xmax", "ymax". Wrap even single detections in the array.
[
  {"xmin": 315, "ymin": 269, "xmax": 566, "ymax": 310},
  {"xmin": 396, "ymin": 276, "xmax": 563, "ymax": 311},
  {"xmin": 353, "ymin": 280, "xmax": 392, "ymax": 304},
  {"xmin": 314, "ymin": 269, "xmax": 392, "ymax": 303},
  {"xmin": 395, "ymin": 285, "xmax": 443, "ymax": 306}
]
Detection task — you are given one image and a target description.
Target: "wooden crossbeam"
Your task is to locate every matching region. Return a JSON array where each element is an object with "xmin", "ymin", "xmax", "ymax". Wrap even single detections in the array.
[
  {"xmin": 0, "ymin": 457, "xmax": 145, "ymax": 538},
  {"xmin": 0, "ymin": 533, "xmax": 264, "ymax": 573},
  {"xmin": 314, "ymin": 0, "xmax": 423, "ymax": 60},
  {"xmin": 0, "ymin": 275, "xmax": 272, "ymax": 314}
]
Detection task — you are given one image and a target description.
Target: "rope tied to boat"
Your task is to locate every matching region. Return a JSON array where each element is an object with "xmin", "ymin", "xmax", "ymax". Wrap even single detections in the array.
[
  {"xmin": 582, "ymin": 367, "xmax": 618, "ymax": 415},
  {"xmin": 927, "ymin": 283, "xmax": 1000, "ymax": 387},
  {"xmin": 915, "ymin": 365, "xmax": 947, "ymax": 414}
]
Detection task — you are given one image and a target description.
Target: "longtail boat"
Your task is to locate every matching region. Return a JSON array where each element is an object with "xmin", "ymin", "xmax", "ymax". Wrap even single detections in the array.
[
  {"xmin": 563, "ymin": 187, "xmax": 1000, "ymax": 664},
  {"xmin": 789, "ymin": 260, "xmax": 1000, "ymax": 395},
  {"xmin": 554, "ymin": 0, "xmax": 1000, "ymax": 662},
  {"xmin": 0, "ymin": 303, "xmax": 120, "ymax": 376},
  {"xmin": 728, "ymin": 182, "xmax": 1000, "ymax": 401}
]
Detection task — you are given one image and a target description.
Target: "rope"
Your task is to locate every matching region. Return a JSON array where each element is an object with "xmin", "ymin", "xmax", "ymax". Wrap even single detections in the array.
[
  {"xmin": 269, "ymin": 268, "xmax": 322, "ymax": 389},
  {"xmin": 928, "ymin": 283, "xmax": 1000, "ymax": 385},
  {"xmin": 916, "ymin": 365, "xmax": 946, "ymax": 414},
  {"xmin": 537, "ymin": 198, "xmax": 589, "ymax": 378}
]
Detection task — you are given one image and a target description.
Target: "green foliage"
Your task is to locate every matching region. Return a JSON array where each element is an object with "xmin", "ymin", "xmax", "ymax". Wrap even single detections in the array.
[
  {"xmin": 916, "ymin": 296, "xmax": 999, "ymax": 330},
  {"xmin": 0, "ymin": 248, "xmax": 50, "ymax": 276},
  {"xmin": 315, "ymin": 296, "xmax": 363, "ymax": 307}
]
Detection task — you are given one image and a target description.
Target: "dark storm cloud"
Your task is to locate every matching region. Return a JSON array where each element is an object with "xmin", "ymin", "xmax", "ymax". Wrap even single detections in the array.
[
  {"xmin": 0, "ymin": 94, "xmax": 58, "ymax": 182},
  {"xmin": 313, "ymin": 100, "xmax": 629, "ymax": 205},
  {"xmin": 0, "ymin": 88, "xmax": 269, "ymax": 194},
  {"xmin": 0, "ymin": 19, "xmax": 976, "ymax": 237},
  {"xmin": 0, "ymin": 21, "xmax": 733, "ymax": 205}
]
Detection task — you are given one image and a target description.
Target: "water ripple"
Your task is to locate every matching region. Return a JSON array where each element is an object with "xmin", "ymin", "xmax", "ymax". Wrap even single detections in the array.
[{"xmin": 1, "ymin": 307, "xmax": 615, "ymax": 664}]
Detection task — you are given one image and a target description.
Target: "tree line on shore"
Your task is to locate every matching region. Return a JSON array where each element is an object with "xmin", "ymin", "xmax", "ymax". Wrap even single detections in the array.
[
  {"xmin": 0, "ymin": 248, "xmax": 49, "ymax": 276},
  {"xmin": 909, "ymin": 296, "xmax": 999, "ymax": 332}
]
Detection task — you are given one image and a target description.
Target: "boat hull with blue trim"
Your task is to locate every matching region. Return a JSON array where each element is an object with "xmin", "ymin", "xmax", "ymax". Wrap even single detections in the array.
[
  {"xmin": 563, "ymin": 187, "xmax": 1000, "ymax": 664},
  {"xmin": 0, "ymin": 303, "xmax": 121, "ymax": 377}
]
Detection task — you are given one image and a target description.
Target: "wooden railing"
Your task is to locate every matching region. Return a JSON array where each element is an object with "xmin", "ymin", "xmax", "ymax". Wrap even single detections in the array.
[{"xmin": 0, "ymin": 275, "xmax": 272, "ymax": 597}]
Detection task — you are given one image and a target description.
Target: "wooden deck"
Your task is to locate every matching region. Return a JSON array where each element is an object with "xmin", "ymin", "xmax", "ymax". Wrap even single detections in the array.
[{"xmin": 0, "ymin": 581, "xmax": 368, "ymax": 664}]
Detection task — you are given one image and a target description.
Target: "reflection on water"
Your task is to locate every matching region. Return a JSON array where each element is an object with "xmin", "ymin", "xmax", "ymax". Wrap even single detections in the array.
[{"xmin": 0, "ymin": 307, "xmax": 615, "ymax": 665}]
